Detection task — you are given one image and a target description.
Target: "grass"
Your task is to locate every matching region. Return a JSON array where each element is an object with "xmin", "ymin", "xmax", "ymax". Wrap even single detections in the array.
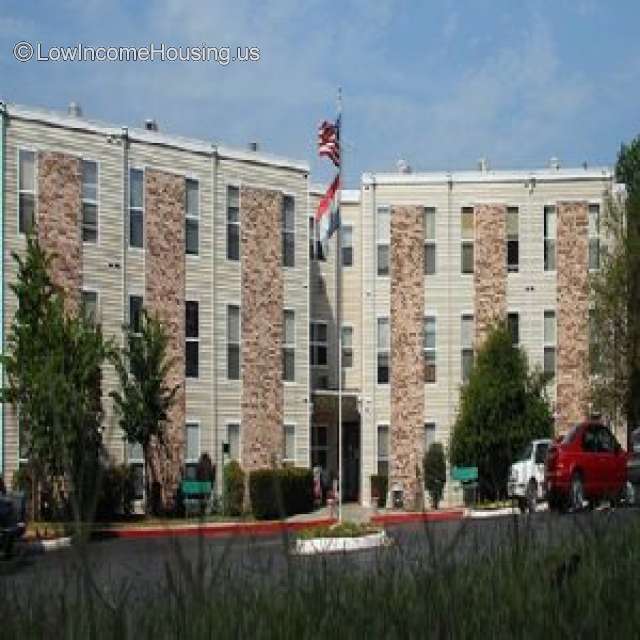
[
  {"xmin": 2, "ymin": 512, "xmax": 640, "ymax": 638},
  {"xmin": 297, "ymin": 521, "xmax": 382, "ymax": 540}
]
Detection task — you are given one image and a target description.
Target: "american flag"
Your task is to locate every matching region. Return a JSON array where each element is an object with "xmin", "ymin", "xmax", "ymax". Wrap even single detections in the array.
[{"xmin": 317, "ymin": 116, "xmax": 341, "ymax": 167}]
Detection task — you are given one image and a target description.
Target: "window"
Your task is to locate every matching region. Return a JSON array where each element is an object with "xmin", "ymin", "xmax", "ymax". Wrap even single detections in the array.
[
  {"xmin": 589, "ymin": 204, "xmax": 600, "ymax": 270},
  {"xmin": 461, "ymin": 207, "xmax": 474, "ymax": 274},
  {"xmin": 186, "ymin": 301, "xmax": 199, "ymax": 378},
  {"xmin": 596, "ymin": 427, "xmax": 615, "ymax": 453},
  {"xmin": 82, "ymin": 160, "xmax": 98, "ymax": 243},
  {"xmin": 377, "ymin": 206, "xmax": 390, "ymax": 276},
  {"xmin": 507, "ymin": 206, "xmax": 519, "ymax": 273},
  {"xmin": 129, "ymin": 168, "xmax": 144, "ymax": 248},
  {"xmin": 508, "ymin": 313, "xmax": 519, "ymax": 346},
  {"xmin": 81, "ymin": 290, "xmax": 98, "ymax": 324},
  {"xmin": 424, "ymin": 422, "xmax": 436, "ymax": 452},
  {"xmin": 341, "ymin": 325, "xmax": 353, "ymax": 368},
  {"xmin": 129, "ymin": 295, "xmax": 143, "ymax": 334},
  {"xmin": 227, "ymin": 186, "xmax": 240, "ymax": 261},
  {"xmin": 377, "ymin": 424, "xmax": 389, "ymax": 476},
  {"xmin": 423, "ymin": 316, "xmax": 436, "ymax": 383},
  {"xmin": 544, "ymin": 205, "xmax": 556, "ymax": 271},
  {"xmin": 18, "ymin": 149, "xmax": 35, "ymax": 234},
  {"xmin": 227, "ymin": 305, "xmax": 241, "ymax": 380},
  {"xmin": 544, "ymin": 310, "xmax": 556, "ymax": 379},
  {"xmin": 461, "ymin": 314, "xmax": 474, "ymax": 383},
  {"xmin": 310, "ymin": 322, "xmax": 328, "ymax": 367},
  {"xmin": 227, "ymin": 423, "xmax": 240, "ymax": 461},
  {"xmin": 424, "ymin": 207, "xmax": 436, "ymax": 275},
  {"xmin": 377, "ymin": 317, "xmax": 390, "ymax": 384},
  {"xmin": 283, "ymin": 424, "xmax": 295, "ymax": 463},
  {"xmin": 535, "ymin": 442, "xmax": 549, "ymax": 464},
  {"xmin": 311, "ymin": 425, "xmax": 328, "ymax": 469},
  {"xmin": 184, "ymin": 422, "xmax": 200, "ymax": 479},
  {"xmin": 309, "ymin": 217, "xmax": 325, "ymax": 261},
  {"xmin": 282, "ymin": 195, "xmax": 295, "ymax": 267},
  {"xmin": 342, "ymin": 224, "xmax": 353, "ymax": 267},
  {"xmin": 127, "ymin": 441, "xmax": 144, "ymax": 500},
  {"xmin": 283, "ymin": 310, "xmax": 295, "ymax": 382},
  {"xmin": 185, "ymin": 179, "xmax": 199, "ymax": 255}
]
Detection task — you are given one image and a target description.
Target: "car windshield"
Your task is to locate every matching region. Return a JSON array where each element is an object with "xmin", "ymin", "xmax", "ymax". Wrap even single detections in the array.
[{"xmin": 517, "ymin": 443, "xmax": 533, "ymax": 462}]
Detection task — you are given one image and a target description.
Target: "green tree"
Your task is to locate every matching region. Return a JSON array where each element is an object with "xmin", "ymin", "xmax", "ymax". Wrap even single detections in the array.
[
  {"xmin": 423, "ymin": 443, "xmax": 446, "ymax": 510},
  {"xmin": 449, "ymin": 322, "xmax": 553, "ymax": 499},
  {"xmin": 1, "ymin": 236, "xmax": 110, "ymax": 521},
  {"xmin": 611, "ymin": 137, "xmax": 640, "ymax": 436},
  {"xmin": 110, "ymin": 311, "xmax": 179, "ymax": 515}
]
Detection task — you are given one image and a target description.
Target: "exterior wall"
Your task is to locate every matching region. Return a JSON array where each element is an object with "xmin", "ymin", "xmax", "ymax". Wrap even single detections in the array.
[
  {"xmin": 144, "ymin": 168, "xmax": 186, "ymax": 505},
  {"xmin": 474, "ymin": 203, "xmax": 506, "ymax": 343},
  {"xmin": 37, "ymin": 151, "xmax": 82, "ymax": 314},
  {"xmin": 240, "ymin": 186, "xmax": 284, "ymax": 470},
  {"xmin": 389, "ymin": 205, "xmax": 424, "ymax": 506},
  {"xmin": 556, "ymin": 201, "xmax": 590, "ymax": 433}
]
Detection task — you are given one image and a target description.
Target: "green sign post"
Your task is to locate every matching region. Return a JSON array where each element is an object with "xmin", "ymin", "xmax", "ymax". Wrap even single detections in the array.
[{"xmin": 451, "ymin": 466, "xmax": 478, "ymax": 482}]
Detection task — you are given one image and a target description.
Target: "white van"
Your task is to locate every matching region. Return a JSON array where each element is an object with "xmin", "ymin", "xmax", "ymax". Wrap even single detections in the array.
[{"xmin": 508, "ymin": 439, "xmax": 552, "ymax": 512}]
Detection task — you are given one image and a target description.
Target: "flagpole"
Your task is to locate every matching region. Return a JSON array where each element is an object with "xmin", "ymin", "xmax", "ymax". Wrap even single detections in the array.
[{"xmin": 336, "ymin": 87, "xmax": 343, "ymax": 523}]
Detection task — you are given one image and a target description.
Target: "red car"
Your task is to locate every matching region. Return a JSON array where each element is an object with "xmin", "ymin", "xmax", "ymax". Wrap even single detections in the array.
[{"xmin": 545, "ymin": 421, "xmax": 628, "ymax": 512}]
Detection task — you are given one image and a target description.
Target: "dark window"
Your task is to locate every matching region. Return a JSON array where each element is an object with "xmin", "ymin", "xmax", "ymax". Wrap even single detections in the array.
[
  {"xmin": 227, "ymin": 305, "xmax": 241, "ymax": 379},
  {"xmin": 282, "ymin": 195, "xmax": 295, "ymax": 267},
  {"xmin": 535, "ymin": 443, "xmax": 549, "ymax": 464},
  {"xmin": 185, "ymin": 179, "xmax": 199, "ymax": 255},
  {"xmin": 506, "ymin": 207, "xmax": 519, "ymax": 273},
  {"xmin": 508, "ymin": 313, "xmax": 519, "ymax": 346},
  {"xmin": 186, "ymin": 301, "xmax": 199, "ymax": 378},
  {"xmin": 227, "ymin": 186, "xmax": 240, "ymax": 261},
  {"xmin": 129, "ymin": 295, "xmax": 143, "ymax": 334},
  {"xmin": 544, "ymin": 206, "xmax": 556, "ymax": 271},
  {"xmin": 582, "ymin": 427, "xmax": 598, "ymax": 452},
  {"xmin": 18, "ymin": 150, "xmax": 36, "ymax": 235},
  {"xmin": 129, "ymin": 168, "xmax": 144, "ymax": 248},
  {"xmin": 82, "ymin": 160, "xmax": 98, "ymax": 243},
  {"xmin": 342, "ymin": 225, "xmax": 353, "ymax": 267},
  {"xmin": 461, "ymin": 243, "xmax": 474, "ymax": 274}
]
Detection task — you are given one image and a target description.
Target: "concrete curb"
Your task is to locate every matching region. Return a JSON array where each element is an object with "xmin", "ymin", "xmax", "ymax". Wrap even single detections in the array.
[
  {"xmin": 92, "ymin": 517, "xmax": 338, "ymax": 540},
  {"xmin": 294, "ymin": 531, "xmax": 389, "ymax": 555},
  {"xmin": 371, "ymin": 509, "xmax": 465, "ymax": 525}
]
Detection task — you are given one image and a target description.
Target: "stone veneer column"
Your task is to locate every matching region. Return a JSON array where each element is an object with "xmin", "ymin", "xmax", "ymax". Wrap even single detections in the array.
[
  {"xmin": 145, "ymin": 169, "xmax": 186, "ymax": 508},
  {"xmin": 37, "ymin": 151, "xmax": 82, "ymax": 314},
  {"xmin": 240, "ymin": 187, "xmax": 284, "ymax": 471},
  {"xmin": 556, "ymin": 201, "xmax": 589, "ymax": 434},
  {"xmin": 474, "ymin": 204, "xmax": 507, "ymax": 344},
  {"xmin": 390, "ymin": 205, "xmax": 424, "ymax": 508}
]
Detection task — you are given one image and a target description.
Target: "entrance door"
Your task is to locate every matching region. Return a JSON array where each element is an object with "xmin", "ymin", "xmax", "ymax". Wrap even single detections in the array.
[{"xmin": 342, "ymin": 422, "xmax": 361, "ymax": 502}]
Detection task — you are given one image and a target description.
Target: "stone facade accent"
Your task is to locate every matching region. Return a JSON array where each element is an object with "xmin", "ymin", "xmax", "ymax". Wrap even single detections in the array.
[
  {"xmin": 556, "ymin": 201, "xmax": 590, "ymax": 434},
  {"xmin": 37, "ymin": 151, "xmax": 82, "ymax": 314},
  {"xmin": 241, "ymin": 186, "xmax": 284, "ymax": 471},
  {"xmin": 474, "ymin": 204, "xmax": 507, "ymax": 344},
  {"xmin": 390, "ymin": 205, "xmax": 424, "ymax": 508},
  {"xmin": 144, "ymin": 169, "xmax": 186, "ymax": 508}
]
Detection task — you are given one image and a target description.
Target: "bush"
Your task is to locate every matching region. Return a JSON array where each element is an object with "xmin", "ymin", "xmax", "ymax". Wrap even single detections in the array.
[
  {"xmin": 424, "ymin": 443, "xmax": 447, "ymax": 509},
  {"xmin": 196, "ymin": 453, "xmax": 215, "ymax": 484},
  {"xmin": 223, "ymin": 461, "xmax": 245, "ymax": 516},
  {"xmin": 370, "ymin": 475, "xmax": 388, "ymax": 508},
  {"xmin": 249, "ymin": 468, "xmax": 314, "ymax": 520},
  {"xmin": 95, "ymin": 464, "xmax": 136, "ymax": 521}
]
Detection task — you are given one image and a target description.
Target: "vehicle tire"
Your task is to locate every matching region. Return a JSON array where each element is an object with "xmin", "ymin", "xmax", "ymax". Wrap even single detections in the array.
[
  {"xmin": 569, "ymin": 473, "xmax": 584, "ymax": 513},
  {"xmin": 526, "ymin": 480, "xmax": 537, "ymax": 513}
]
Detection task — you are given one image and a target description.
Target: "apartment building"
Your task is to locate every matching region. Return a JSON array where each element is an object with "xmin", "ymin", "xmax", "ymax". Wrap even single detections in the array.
[
  {"xmin": 311, "ymin": 166, "xmax": 615, "ymax": 507},
  {"xmin": 0, "ymin": 100, "xmax": 616, "ymax": 510},
  {"xmin": 0, "ymin": 101, "xmax": 311, "ymax": 497}
]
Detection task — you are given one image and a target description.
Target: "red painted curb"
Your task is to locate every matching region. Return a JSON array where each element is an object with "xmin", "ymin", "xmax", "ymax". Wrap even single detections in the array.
[
  {"xmin": 93, "ymin": 518, "xmax": 338, "ymax": 540},
  {"xmin": 371, "ymin": 510, "xmax": 464, "ymax": 525}
]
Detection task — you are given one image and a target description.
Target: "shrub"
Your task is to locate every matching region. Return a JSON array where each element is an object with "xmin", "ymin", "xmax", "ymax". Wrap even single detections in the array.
[
  {"xmin": 95, "ymin": 464, "xmax": 136, "ymax": 521},
  {"xmin": 424, "ymin": 443, "xmax": 447, "ymax": 510},
  {"xmin": 249, "ymin": 468, "xmax": 314, "ymax": 520},
  {"xmin": 223, "ymin": 461, "xmax": 245, "ymax": 516},
  {"xmin": 196, "ymin": 453, "xmax": 215, "ymax": 484},
  {"xmin": 370, "ymin": 474, "xmax": 388, "ymax": 508}
]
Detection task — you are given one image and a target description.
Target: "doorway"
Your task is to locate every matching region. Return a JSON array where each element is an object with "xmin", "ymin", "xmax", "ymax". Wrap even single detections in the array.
[{"xmin": 341, "ymin": 421, "xmax": 361, "ymax": 502}]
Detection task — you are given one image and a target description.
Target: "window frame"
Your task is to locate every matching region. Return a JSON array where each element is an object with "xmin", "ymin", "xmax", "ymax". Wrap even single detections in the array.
[
  {"xmin": 543, "ymin": 310, "xmax": 556, "ymax": 379},
  {"xmin": 283, "ymin": 308, "xmax": 296, "ymax": 382},
  {"xmin": 184, "ymin": 420, "xmax": 200, "ymax": 472},
  {"xmin": 282, "ymin": 193, "xmax": 295, "ymax": 268},
  {"xmin": 128, "ymin": 294, "xmax": 144, "ymax": 335},
  {"xmin": 185, "ymin": 177, "xmax": 200, "ymax": 256},
  {"xmin": 342, "ymin": 224, "xmax": 354, "ymax": 267},
  {"xmin": 506, "ymin": 206, "xmax": 519, "ymax": 273},
  {"xmin": 226, "ymin": 184, "xmax": 241, "ymax": 262},
  {"xmin": 424, "ymin": 422, "xmax": 436, "ymax": 453},
  {"xmin": 226, "ymin": 421, "xmax": 241, "ymax": 463},
  {"xmin": 376, "ymin": 206, "xmax": 390, "ymax": 277},
  {"xmin": 423, "ymin": 315, "xmax": 437, "ymax": 384},
  {"xmin": 461, "ymin": 206, "xmax": 475, "ymax": 275},
  {"xmin": 283, "ymin": 423, "xmax": 296, "ymax": 463},
  {"xmin": 377, "ymin": 423, "xmax": 390, "ymax": 476},
  {"xmin": 128, "ymin": 167, "xmax": 144, "ymax": 249},
  {"xmin": 544, "ymin": 205, "xmax": 556, "ymax": 272},
  {"xmin": 424, "ymin": 206, "xmax": 436, "ymax": 275},
  {"xmin": 461, "ymin": 313, "xmax": 474, "ymax": 383},
  {"xmin": 185, "ymin": 300, "xmax": 199, "ymax": 379},
  {"xmin": 341, "ymin": 324, "xmax": 353, "ymax": 369},
  {"xmin": 17, "ymin": 147, "xmax": 37, "ymax": 236},
  {"xmin": 508, "ymin": 311, "xmax": 520, "ymax": 347},
  {"xmin": 81, "ymin": 158, "xmax": 99, "ymax": 244},
  {"xmin": 588, "ymin": 203, "xmax": 600, "ymax": 271},
  {"xmin": 310, "ymin": 320, "xmax": 328, "ymax": 368},
  {"xmin": 377, "ymin": 316, "xmax": 390, "ymax": 385},
  {"xmin": 309, "ymin": 216, "xmax": 326, "ymax": 262},
  {"xmin": 81, "ymin": 288, "xmax": 99, "ymax": 324},
  {"xmin": 226, "ymin": 304, "xmax": 241, "ymax": 380}
]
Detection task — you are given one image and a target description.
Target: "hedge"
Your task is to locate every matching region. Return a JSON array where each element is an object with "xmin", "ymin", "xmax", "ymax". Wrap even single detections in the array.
[
  {"xmin": 249, "ymin": 468, "xmax": 314, "ymax": 520},
  {"xmin": 223, "ymin": 461, "xmax": 245, "ymax": 516}
]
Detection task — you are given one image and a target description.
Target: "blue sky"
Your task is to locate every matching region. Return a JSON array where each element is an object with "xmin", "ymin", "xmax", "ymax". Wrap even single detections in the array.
[{"xmin": 1, "ymin": 0, "xmax": 639, "ymax": 186}]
